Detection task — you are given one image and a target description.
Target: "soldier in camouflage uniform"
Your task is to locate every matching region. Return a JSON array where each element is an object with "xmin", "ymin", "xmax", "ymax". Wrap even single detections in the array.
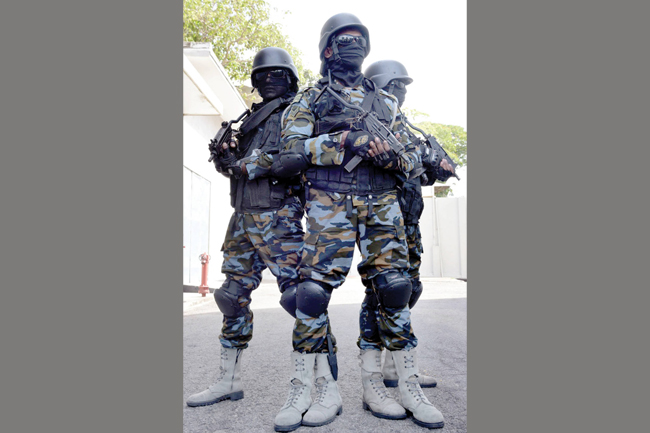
[
  {"xmin": 186, "ymin": 47, "xmax": 305, "ymax": 408},
  {"xmin": 358, "ymin": 60, "xmax": 457, "ymax": 396},
  {"xmin": 270, "ymin": 13, "xmax": 443, "ymax": 431}
]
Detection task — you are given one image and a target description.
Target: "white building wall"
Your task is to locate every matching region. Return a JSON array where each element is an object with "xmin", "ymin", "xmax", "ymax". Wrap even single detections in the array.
[
  {"xmin": 183, "ymin": 43, "xmax": 248, "ymax": 290},
  {"xmin": 183, "ymin": 116, "xmax": 234, "ymax": 288},
  {"xmin": 420, "ymin": 185, "xmax": 467, "ymax": 279}
]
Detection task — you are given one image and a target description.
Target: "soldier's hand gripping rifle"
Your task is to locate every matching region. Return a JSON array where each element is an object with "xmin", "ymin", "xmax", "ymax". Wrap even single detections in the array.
[
  {"xmin": 403, "ymin": 117, "xmax": 460, "ymax": 180},
  {"xmin": 207, "ymin": 110, "xmax": 251, "ymax": 163},
  {"xmin": 318, "ymin": 87, "xmax": 405, "ymax": 173}
]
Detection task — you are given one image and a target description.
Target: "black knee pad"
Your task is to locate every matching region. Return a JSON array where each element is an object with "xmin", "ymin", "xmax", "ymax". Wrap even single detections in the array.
[
  {"xmin": 213, "ymin": 279, "xmax": 251, "ymax": 317},
  {"xmin": 296, "ymin": 280, "xmax": 332, "ymax": 318},
  {"xmin": 280, "ymin": 283, "xmax": 298, "ymax": 318},
  {"xmin": 373, "ymin": 272, "xmax": 412, "ymax": 309},
  {"xmin": 409, "ymin": 279, "xmax": 423, "ymax": 309}
]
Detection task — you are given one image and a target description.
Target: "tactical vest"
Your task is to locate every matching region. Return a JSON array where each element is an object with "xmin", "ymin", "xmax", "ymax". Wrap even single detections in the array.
[
  {"xmin": 230, "ymin": 95, "xmax": 300, "ymax": 213},
  {"xmin": 304, "ymin": 78, "xmax": 398, "ymax": 195}
]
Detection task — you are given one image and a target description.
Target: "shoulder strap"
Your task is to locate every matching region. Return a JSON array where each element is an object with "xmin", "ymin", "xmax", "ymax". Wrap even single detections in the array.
[
  {"xmin": 361, "ymin": 82, "xmax": 377, "ymax": 112},
  {"xmin": 360, "ymin": 81, "xmax": 393, "ymax": 124},
  {"xmin": 239, "ymin": 98, "xmax": 285, "ymax": 136}
]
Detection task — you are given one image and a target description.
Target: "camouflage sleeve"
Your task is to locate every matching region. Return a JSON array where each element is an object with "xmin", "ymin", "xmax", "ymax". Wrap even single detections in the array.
[
  {"xmin": 240, "ymin": 149, "xmax": 274, "ymax": 180},
  {"xmin": 280, "ymin": 89, "xmax": 346, "ymax": 166},
  {"xmin": 387, "ymin": 105, "xmax": 419, "ymax": 175}
]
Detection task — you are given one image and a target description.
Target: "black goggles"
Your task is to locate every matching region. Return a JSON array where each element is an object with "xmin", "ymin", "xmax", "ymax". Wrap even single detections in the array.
[
  {"xmin": 253, "ymin": 69, "xmax": 289, "ymax": 82},
  {"xmin": 389, "ymin": 80, "xmax": 407, "ymax": 89},
  {"xmin": 333, "ymin": 34, "xmax": 367, "ymax": 48}
]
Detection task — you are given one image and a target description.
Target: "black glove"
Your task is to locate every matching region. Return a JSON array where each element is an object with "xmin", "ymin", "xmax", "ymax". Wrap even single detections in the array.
[
  {"xmin": 219, "ymin": 148, "xmax": 237, "ymax": 166},
  {"xmin": 372, "ymin": 148, "xmax": 399, "ymax": 169},
  {"xmin": 214, "ymin": 149, "xmax": 243, "ymax": 177},
  {"xmin": 225, "ymin": 161, "xmax": 244, "ymax": 177},
  {"xmin": 420, "ymin": 145, "xmax": 436, "ymax": 169},
  {"xmin": 435, "ymin": 165, "xmax": 454, "ymax": 183},
  {"xmin": 345, "ymin": 130, "xmax": 374, "ymax": 159}
]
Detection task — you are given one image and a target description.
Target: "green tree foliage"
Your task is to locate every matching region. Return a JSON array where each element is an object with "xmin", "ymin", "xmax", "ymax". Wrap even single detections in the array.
[
  {"xmin": 434, "ymin": 186, "xmax": 452, "ymax": 198},
  {"xmin": 184, "ymin": 0, "xmax": 316, "ymax": 98},
  {"xmin": 402, "ymin": 108, "xmax": 467, "ymax": 167}
]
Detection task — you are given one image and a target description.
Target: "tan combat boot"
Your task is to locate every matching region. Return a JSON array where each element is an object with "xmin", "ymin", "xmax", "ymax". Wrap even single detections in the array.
[
  {"xmin": 359, "ymin": 349, "xmax": 407, "ymax": 420},
  {"xmin": 392, "ymin": 349, "xmax": 445, "ymax": 429},
  {"xmin": 302, "ymin": 353, "xmax": 343, "ymax": 427},
  {"xmin": 274, "ymin": 351, "xmax": 317, "ymax": 432},
  {"xmin": 383, "ymin": 349, "xmax": 438, "ymax": 388},
  {"xmin": 186, "ymin": 346, "xmax": 244, "ymax": 407}
]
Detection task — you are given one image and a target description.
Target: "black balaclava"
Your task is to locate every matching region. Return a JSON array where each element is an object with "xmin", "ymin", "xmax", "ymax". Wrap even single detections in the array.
[
  {"xmin": 386, "ymin": 83, "xmax": 407, "ymax": 107},
  {"xmin": 256, "ymin": 70, "xmax": 291, "ymax": 102},
  {"xmin": 321, "ymin": 33, "xmax": 367, "ymax": 87}
]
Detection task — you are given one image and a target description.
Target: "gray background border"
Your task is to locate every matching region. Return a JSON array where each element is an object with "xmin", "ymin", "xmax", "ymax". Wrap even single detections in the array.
[{"xmin": 2, "ymin": 1, "xmax": 647, "ymax": 432}]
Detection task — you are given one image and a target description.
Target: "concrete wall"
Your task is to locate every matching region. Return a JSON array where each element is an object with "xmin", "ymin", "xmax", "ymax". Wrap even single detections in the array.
[
  {"xmin": 183, "ymin": 43, "xmax": 248, "ymax": 289},
  {"xmin": 420, "ymin": 186, "xmax": 467, "ymax": 279},
  {"xmin": 183, "ymin": 116, "xmax": 235, "ymax": 288}
]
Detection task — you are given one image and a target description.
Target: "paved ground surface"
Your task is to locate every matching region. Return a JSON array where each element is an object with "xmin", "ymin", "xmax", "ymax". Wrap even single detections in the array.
[{"xmin": 183, "ymin": 277, "xmax": 467, "ymax": 433}]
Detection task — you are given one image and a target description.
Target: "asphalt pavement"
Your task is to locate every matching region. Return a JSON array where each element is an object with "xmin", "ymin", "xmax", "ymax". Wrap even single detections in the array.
[{"xmin": 183, "ymin": 277, "xmax": 467, "ymax": 433}]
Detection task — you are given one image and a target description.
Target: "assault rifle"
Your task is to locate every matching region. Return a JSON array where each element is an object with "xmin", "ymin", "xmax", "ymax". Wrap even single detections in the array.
[
  {"xmin": 318, "ymin": 87, "xmax": 405, "ymax": 173},
  {"xmin": 207, "ymin": 110, "xmax": 250, "ymax": 163},
  {"xmin": 403, "ymin": 117, "xmax": 460, "ymax": 180}
]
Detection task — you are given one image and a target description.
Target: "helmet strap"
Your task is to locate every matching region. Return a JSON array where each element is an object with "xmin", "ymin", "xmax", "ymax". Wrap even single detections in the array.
[
  {"xmin": 388, "ymin": 81, "xmax": 395, "ymax": 95},
  {"xmin": 331, "ymin": 41, "xmax": 341, "ymax": 63}
]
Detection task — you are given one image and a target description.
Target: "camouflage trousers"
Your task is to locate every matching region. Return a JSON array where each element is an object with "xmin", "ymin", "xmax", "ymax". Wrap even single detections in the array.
[
  {"xmin": 358, "ymin": 223, "xmax": 422, "ymax": 351},
  {"xmin": 219, "ymin": 197, "xmax": 304, "ymax": 349},
  {"xmin": 405, "ymin": 224, "xmax": 423, "ymax": 280},
  {"xmin": 293, "ymin": 187, "xmax": 417, "ymax": 353}
]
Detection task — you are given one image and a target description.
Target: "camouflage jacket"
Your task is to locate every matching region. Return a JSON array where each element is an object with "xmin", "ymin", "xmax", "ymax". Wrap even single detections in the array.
[{"xmin": 280, "ymin": 78, "xmax": 419, "ymax": 193}]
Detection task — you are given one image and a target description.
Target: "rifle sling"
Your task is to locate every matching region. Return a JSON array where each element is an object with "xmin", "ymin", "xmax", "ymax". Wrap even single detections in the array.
[{"xmin": 238, "ymin": 98, "xmax": 285, "ymax": 137}]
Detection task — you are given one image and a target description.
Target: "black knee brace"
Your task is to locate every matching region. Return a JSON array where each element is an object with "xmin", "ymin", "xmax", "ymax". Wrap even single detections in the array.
[
  {"xmin": 373, "ymin": 272, "xmax": 412, "ymax": 309},
  {"xmin": 279, "ymin": 283, "xmax": 298, "ymax": 318},
  {"xmin": 296, "ymin": 280, "xmax": 332, "ymax": 318},
  {"xmin": 213, "ymin": 279, "xmax": 252, "ymax": 317},
  {"xmin": 409, "ymin": 279, "xmax": 423, "ymax": 309}
]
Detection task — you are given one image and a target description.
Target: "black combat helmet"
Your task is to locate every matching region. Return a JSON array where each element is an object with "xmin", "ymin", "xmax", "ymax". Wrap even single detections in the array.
[
  {"xmin": 250, "ymin": 47, "xmax": 299, "ymax": 91},
  {"xmin": 364, "ymin": 60, "xmax": 413, "ymax": 89},
  {"xmin": 318, "ymin": 13, "xmax": 371, "ymax": 60}
]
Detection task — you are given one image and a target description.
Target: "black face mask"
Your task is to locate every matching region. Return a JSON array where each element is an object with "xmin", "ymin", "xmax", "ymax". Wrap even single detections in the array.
[
  {"xmin": 390, "ymin": 86, "xmax": 407, "ymax": 107},
  {"xmin": 257, "ymin": 76, "xmax": 290, "ymax": 101},
  {"xmin": 321, "ymin": 43, "xmax": 367, "ymax": 87},
  {"xmin": 337, "ymin": 44, "xmax": 366, "ymax": 71}
]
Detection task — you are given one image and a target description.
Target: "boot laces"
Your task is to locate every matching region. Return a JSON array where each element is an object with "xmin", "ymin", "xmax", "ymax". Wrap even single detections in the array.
[
  {"xmin": 215, "ymin": 365, "xmax": 226, "ymax": 381},
  {"xmin": 284, "ymin": 378, "xmax": 305, "ymax": 407},
  {"xmin": 215, "ymin": 350, "xmax": 229, "ymax": 381},
  {"xmin": 406, "ymin": 377, "xmax": 427, "ymax": 403},
  {"xmin": 369, "ymin": 373, "xmax": 389, "ymax": 400},
  {"xmin": 313, "ymin": 377, "xmax": 329, "ymax": 404}
]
